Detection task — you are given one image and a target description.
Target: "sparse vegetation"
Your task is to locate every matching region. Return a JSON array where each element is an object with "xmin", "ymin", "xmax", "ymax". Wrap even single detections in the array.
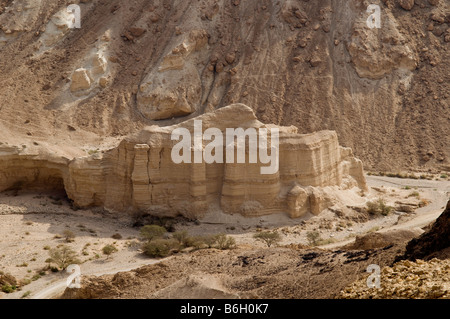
[
  {"xmin": 142, "ymin": 238, "xmax": 179, "ymax": 258},
  {"xmin": 408, "ymin": 191, "xmax": 420, "ymax": 198},
  {"xmin": 47, "ymin": 245, "xmax": 80, "ymax": 270},
  {"xmin": 62, "ymin": 230, "xmax": 75, "ymax": 242},
  {"xmin": 140, "ymin": 225, "xmax": 167, "ymax": 242},
  {"xmin": 253, "ymin": 231, "xmax": 281, "ymax": 247},
  {"xmin": 1, "ymin": 284, "xmax": 17, "ymax": 293},
  {"xmin": 21, "ymin": 291, "xmax": 31, "ymax": 298},
  {"xmin": 215, "ymin": 234, "xmax": 236, "ymax": 250},
  {"xmin": 102, "ymin": 244, "xmax": 118, "ymax": 257},
  {"xmin": 366, "ymin": 198, "xmax": 393, "ymax": 216},
  {"xmin": 306, "ymin": 231, "xmax": 321, "ymax": 246}
]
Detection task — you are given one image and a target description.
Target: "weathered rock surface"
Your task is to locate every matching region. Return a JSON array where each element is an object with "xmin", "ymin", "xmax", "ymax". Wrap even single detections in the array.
[
  {"xmin": 70, "ymin": 68, "xmax": 92, "ymax": 92},
  {"xmin": 137, "ymin": 29, "xmax": 210, "ymax": 120},
  {"xmin": 341, "ymin": 258, "xmax": 450, "ymax": 299},
  {"xmin": 402, "ymin": 200, "xmax": 450, "ymax": 261},
  {"xmin": 0, "ymin": 104, "xmax": 366, "ymax": 219},
  {"xmin": 345, "ymin": 229, "xmax": 423, "ymax": 250},
  {"xmin": 64, "ymin": 104, "xmax": 367, "ymax": 218}
]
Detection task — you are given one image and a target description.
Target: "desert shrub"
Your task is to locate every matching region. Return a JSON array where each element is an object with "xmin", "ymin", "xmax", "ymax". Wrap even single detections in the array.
[
  {"xmin": 366, "ymin": 198, "xmax": 392, "ymax": 216},
  {"xmin": 62, "ymin": 230, "xmax": 75, "ymax": 243},
  {"xmin": 140, "ymin": 225, "xmax": 166, "ymax": 242},
  {"xmin": 102, "ymin": 244, "xmax": 118, "ymax": 257},
  {"xmin": 315, "ymin": 238, "xmax": 337, "ymax": 246},
  {"xmin": 48, "ymin": 245, "xmax": 80, "ymax": 270},
  {"xmin": 441, "ymin": 174, "xmax": 448, "ymax": 179},
  {"xmin": 173, "ymin": 230, "xmax": 190, "ymax": 247},
  {"xmin": 408, "ymin": 191, "xmax": 420, "ymax": 198},
  {"xmin": 1, "ymin": 284, "xmax": 16, "ymax": 293},
  {"xmin": 142, "ymin": 238, "xmax": 179, "ymax": 258},
  {"xmin": 215, "ymin": 234, "xmax": 236, "ymax": 250},
  {"xmin": 21, "ymin": 291, "xmax": 31, "ymax": 298},
  {"xmin": 202, "ymin": 234, "xmax": 220, "ymax": 248},
  {"xmin": 306, "ymin": 231, "xmax": 321, "ymax": 246},
  {"xmin": 253, "ymin": 231, "xmax": 281, "ymax": 247}
]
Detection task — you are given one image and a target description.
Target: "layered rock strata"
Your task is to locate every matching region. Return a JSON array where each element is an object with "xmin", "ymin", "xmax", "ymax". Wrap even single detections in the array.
[{"xmin": 0, "ymin": 104, "xmax": 367, "ymax": 219}]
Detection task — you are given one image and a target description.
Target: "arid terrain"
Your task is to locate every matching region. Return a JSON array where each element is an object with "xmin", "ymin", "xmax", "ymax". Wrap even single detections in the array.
[
  {"xmin": 0, "ymin": 175, "xmax": 448, "ymax": 299},
  {"xmin": 0, "ymin": 0, "xmax": 449, "ymax": 300}
]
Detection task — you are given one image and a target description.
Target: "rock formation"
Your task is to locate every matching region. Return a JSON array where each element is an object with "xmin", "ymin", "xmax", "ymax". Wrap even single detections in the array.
[
  {"xmin": 401, "ymin": 200, "xmax": 450, "ymax": 261},
  {"xmin": 0, "ymin": 104, "xmax": 367, "ymax": 219}
]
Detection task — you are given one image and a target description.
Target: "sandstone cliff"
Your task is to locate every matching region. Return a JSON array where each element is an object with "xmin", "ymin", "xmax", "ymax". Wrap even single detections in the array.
[{"xmin": 0, "ymin": 104, "xmax": 366, "ymax": 219}]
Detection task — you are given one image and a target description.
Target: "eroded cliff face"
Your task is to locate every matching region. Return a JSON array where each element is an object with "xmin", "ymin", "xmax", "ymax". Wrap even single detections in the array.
[{"xmin": 0, "ymin": 104, "xmax": 367, "ymax": 219}]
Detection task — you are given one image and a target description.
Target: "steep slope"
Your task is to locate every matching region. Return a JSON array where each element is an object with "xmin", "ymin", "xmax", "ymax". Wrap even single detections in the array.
[
  {"xmin": 0, "ymin": 0, "xmax": 448, "ymax": 172},
  {"xmin": 402, "ymin": 199, "xmax": 450, "ymax": 260}
]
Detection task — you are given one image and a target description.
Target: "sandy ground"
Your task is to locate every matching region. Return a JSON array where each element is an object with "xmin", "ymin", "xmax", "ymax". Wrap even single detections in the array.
[{"xmin": 0, "ymin": 174, "xmax": 448, "ymax": 299}]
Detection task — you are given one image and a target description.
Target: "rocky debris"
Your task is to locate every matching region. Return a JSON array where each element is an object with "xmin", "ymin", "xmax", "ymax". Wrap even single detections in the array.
[
  {"xmin": 137, "ymin": 29, "xmax": 209, "ymax": 120},
  {"xmin": 398, "ymin": 0, "xmax": 414, "ymax": 11},
  {"xmin": 61, "ymin": 245, "xmax": 402, "ymax": 299},
  {"xmin": 347, "ymin": 9, "xmax": 417, "ymax": 79},
  {"xmin": 341, "ymin": 258, "xmax": 450, "ymax": 299},
  {"xmin": 402, "ymin": 200, "xmax": 450, "ymax": 261},
  {"xmin": 0, "ymin": 0, "xmax": 43, "ymax": 34}
]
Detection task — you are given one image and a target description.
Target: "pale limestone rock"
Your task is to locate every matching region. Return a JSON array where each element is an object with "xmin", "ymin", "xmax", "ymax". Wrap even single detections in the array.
[
  {"xmin": 92, "ymin": 53, "xmax": 107, "ymax": 75},
  {"xmin": 99, "ymin": 77, "xmax": 108, "ymax": 88},
  {"xmin": 70, "ymin": 68, "xmax": 92, "ymax": 92},
  {"xmin": 64, "ymin": 104, "xmax": 367, "ymax": 218},
  {"xmin": 0, "ymin": 104, "xmax": 367, "ymax": 219}
]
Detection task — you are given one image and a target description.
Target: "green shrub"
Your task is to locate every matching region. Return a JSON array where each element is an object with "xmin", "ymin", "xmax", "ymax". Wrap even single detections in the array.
[
  {"xmin": 48, "ymin": 245, "xmax": 80, "ymax": 270},
  {"xmin": 215, "ymin": 234, "xmax": 236, "ymax": 250},
  {"xmin": 102, "ymin": 244, "xmax": 118, "ymax": 256},
  {"xmin": 306, "ymin": 231, "xmax": 321, "ymax": 246},
  {"xmin": 140, "ymin": 225, "xmax": 167, "ymax": 242},
  {"xmin": 253, "ymin": 231, "xmax": 281, "ymax": 247},
  {"xmin": 21, "ymin": 291, "xmax": 31, "ymax": 298},
  {"xmin": 142, "ymin": 239, "xmax": 179, "ymax": 258},
  {"xmin": 1, "ymin": 284, "xmax": 17, "ymax": 293},
  {"xmin": 62, "ymin": 230, "xmax": 75, "ymax": 243},
  {"xmin": 173, "ymin": 230, "xmax": 190, "ymax": 247},
  {"xmin": 408, "ymin": 191, "xmax": 420, "ymax": 198},
  {"xmin": 366, "ymin": 198, "xmax": 392, "ymax": 216}
]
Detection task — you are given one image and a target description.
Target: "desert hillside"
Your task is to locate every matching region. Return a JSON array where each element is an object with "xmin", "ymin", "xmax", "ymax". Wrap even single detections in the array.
[
  {"xmin": 0, "ymin": 0, "xmax": 448, "ymax": 171},
  {"xmin": 0, "ymin": 0, "xmax": 449, "ymax": 302}
]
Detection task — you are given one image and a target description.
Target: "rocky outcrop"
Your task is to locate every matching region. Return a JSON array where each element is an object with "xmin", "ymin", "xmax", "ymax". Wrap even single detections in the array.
[
  {"xmin": 64, "ymin": 104, "xmax": 366, "ymax": 218},
  {"xmin": 341, "ymin": 258, "xmax": 450, "ymax": 299},
  {"xmin": 0, "ymin": 144, "xmax": 68, "ymax": 192},
  {"xmin": 0, "ymin": 104, "xmax": 366, "ymax": 219},
  {"xmin": 402, "ymin": 200, "xmax": 450, "ymax": 261}
]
